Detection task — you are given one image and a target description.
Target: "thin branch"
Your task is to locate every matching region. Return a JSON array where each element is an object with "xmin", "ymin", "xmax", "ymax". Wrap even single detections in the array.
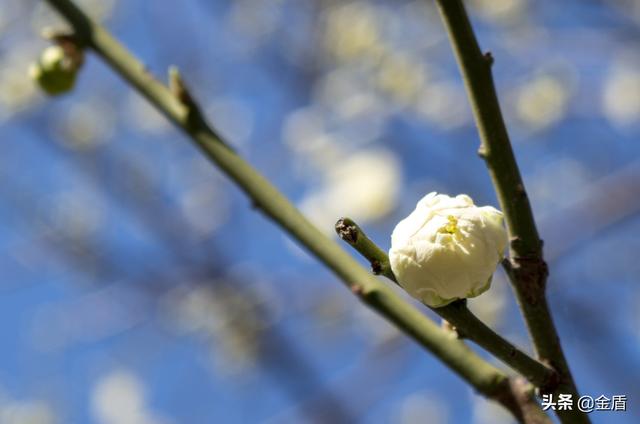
[
  {"xmin": 335, "ymin": 217, "xmax": 556, "ymax": 391},
  {"xmin": 43, "ymin": 0, "xmax": 546, "ymax": 420},
  {"xmin": 335, "ymin": 218, "xmax": 396, "ymax": 281},
  {"xmin": 434, "ymin": 0, "xmax": 588, "ymax": 423}
]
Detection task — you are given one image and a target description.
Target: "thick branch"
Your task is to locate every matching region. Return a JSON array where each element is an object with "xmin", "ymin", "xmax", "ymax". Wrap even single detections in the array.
[
  {"xmin": 335, "ymin": 217, "xmax": 556, "ymax": 390},
  {"xmin": 434, "ymin": 0, "xmax": 587, "ymax": 422},
  {"xmin": 42, "ymin": 0, "xmax": 546, "ymax": 420}
]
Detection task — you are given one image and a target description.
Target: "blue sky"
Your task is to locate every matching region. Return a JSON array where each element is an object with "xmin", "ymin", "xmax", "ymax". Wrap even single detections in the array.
[{"xmin": 1, "ymin": 0, "xmax": 639, "ymax": 423}]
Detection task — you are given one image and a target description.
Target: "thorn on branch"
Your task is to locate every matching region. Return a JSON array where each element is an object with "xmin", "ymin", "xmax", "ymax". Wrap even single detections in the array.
[
  {"xmin": 484, "ymin": 51, "xmax": 494, "ymax": 66},
  {"xmin": 168, "ymin": 66, "xmax": 215, "ymax": 132},
  {"xmin": 169, "ymin": 66, "xmax": 197, "ymax": 107}
]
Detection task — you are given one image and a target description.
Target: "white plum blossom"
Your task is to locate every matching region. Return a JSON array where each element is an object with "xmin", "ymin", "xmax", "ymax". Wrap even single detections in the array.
[{"xmin": 389, "ymin": 192, "xmax": 507, "ymax": 307}]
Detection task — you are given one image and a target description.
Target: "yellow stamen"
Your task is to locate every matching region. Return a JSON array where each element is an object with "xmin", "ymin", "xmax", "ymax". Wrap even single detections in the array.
[{"xmin": 442, "ymin": 215, "xmax": 458, "ymax": 234}]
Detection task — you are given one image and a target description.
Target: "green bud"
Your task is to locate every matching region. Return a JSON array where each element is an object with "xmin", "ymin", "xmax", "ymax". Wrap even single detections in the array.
[{"xmin": 29, "ymin": 45, "xmax": 79, "ymax": 96}]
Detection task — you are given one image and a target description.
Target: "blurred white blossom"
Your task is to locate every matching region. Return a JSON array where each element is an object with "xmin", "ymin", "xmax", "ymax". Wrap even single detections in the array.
[
  {"xmin": 0, "ymin": 41, "xmax": 43, "ymax": 118},
  {"xmin": 416, "ymin": 79, "xmax": 471, "ymax": 129},
  {"xmin": 92, "ymin": 370, "xmax": 171, "ymax": 424},
  {"xmin": 375, "ymin": 52, "xmax": 425, "ymax": 103},
  {"xmin": 603, "ymin": 61, "xmax": 640, "ymax": 127},
  {"xmin": 299, "ymin": 149, "xmax": 401, "ymax": 234},
  {"xmin": 470, "ymin": 0, "xmax": 527, "ymax": 24},
  {"xmin": 515, "ymin": 72, "xmax": 573, "ymax": 131},
  {"xmin": 323, "ymin": 2, "xmax": 381, "ymax": 61}
]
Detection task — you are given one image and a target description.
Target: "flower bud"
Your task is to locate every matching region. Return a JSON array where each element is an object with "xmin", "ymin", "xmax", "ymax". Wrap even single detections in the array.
[
  {"xmin": 29, "ymin": 45, "xmax": 79, "ymax": 96},
  {"xmin": 389, "ymin": 192, "xmax": 507, "ymax": 307}
]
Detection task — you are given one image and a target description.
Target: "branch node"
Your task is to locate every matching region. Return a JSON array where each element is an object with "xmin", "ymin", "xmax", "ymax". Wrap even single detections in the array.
[
  {"xmin": 538, "ymin": 360, "xmax": 561, "ymax": 394},
  {"xmin": 509, "ymin": 236, "xmax": 524, "ymax": 252},
  {"xmin": 493, "ymin": 377, "xmax": 552, "ymax": 424},
  {"xmin": 370, "ymin": 259, "xmax": 383, "ymax": 275},
  {"xmin": 351, "ymin": 284, "xmax": 365, "ymax": 295},
  {"xmin": 511, "ymin": 255, "xmax": 549, "ymax": 304},
  {"xmin": 350, "ymin": 283, "xmax": 375, "ymax": 301},
  {"xmin": 515, "ymin": 183, "xmax": 527, "ymax": 200},
  {"xmin": 441, "ymin": 319, "xmax": 467, "ymax": 339}
]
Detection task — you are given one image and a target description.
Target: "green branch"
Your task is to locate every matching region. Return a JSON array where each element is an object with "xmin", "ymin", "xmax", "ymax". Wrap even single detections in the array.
[
  {"xmin": 434, "ymin": 0, "xmax": 588, "ymax": 423},
  {"xmin": 335, "ymin": 217, "xmax": 556, "ymax": 390},
  {"xmin": 42, "ymin": 0, "xmax": 549, "ymax": 420},
  {"xmin": 335, "ymin": 218, "xmax": 396, "ymax": 281}
]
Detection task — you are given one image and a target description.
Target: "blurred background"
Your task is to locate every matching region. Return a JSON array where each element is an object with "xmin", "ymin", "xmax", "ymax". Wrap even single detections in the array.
[{"xmin": 1, "ymin": 0, "xmax": 639, "ymax": 423}]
